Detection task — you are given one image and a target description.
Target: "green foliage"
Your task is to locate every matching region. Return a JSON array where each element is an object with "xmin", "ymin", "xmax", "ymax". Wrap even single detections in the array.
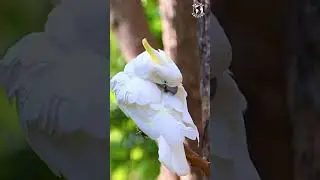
[
  {"xmin": 0, "ymin": 0, "xmax": 52, "ymax": 56},
  {"xmin": 0, "ymin": 87, "xmax": 24, "ymax": 156},
  {"xmin": 0, "ymin": 147, "xmax": 60, "ymax": 180},
  {"xmin": 110, "ymin": 1, "xmax": 163, "ymax": 179},
  {"xmin": 141, "ymin": 0, "xmax": 163, "ymax": 47}
]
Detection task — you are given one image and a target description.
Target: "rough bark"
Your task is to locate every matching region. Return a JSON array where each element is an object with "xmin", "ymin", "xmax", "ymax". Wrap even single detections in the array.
[
  {"xmin": 194, "ymin": 0, "xmax": 211, "ymax": 179},
  {"xmin": 210, "ymin": 0, "xmax": 294, "ymax": 179},
  {"xmin": 110, "ymin": 0, "xmax": 159, "ymax": 61},
  {"xmin": 288, "ymin": 0, "xmax": 320, "ymax": 179},
  {"xmin": 158, "ymin": 0, "xmax": 203, "ymax": 179},
  {"xmin": 195, "ymin": 0, "xmax": 210, "ymax": 141}
]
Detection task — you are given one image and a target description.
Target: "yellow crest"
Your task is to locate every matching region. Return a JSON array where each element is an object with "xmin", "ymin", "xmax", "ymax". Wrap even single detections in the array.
[{"xmin": 142, "ymin": 38, "xmax": 160, "ymax": 64}]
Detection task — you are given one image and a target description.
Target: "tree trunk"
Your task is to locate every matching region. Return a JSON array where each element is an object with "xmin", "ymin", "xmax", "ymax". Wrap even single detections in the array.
[
  {"xmin": 211, "ymin": 0, "xmax": 294, "ymax": 179},
  {"xmin": 195, "ymin": 0, "xmax": 211, "ymax": 179}
]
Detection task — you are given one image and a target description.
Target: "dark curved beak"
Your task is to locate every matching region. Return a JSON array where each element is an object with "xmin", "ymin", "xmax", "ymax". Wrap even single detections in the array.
[
  {"xmin": 165, "ymin": 86, "xmax": 178, "ymax": 95},
  {"xmin": 156, "ymin": 84, "xmax": 178, "ymax": 95}
]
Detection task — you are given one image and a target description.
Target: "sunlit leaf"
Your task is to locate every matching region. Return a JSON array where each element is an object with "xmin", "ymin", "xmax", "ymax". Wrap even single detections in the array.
[
  {"xmin": 110, "ymin": 129, "xmax": 124, "ymax": 143},
  {"xmin": 112, "ymin": 165, "xmax": 129, "ymax": 180},
  {"xmin": 130, "ymin": 146, "xmax": 144, "ymax": 161}
]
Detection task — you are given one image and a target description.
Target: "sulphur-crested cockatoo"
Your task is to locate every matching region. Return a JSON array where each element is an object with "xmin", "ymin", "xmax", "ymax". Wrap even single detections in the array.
[
  {"xmin": 209, "ymin": 12, "xmax": 261, "ymax": 180},
  {"xmin": 0, "ymin": 0, "xmax": 109, "ymax": 180},
  {"xmin": 111, "ymin": 38, "xmax": 199, "ymax": 176}
]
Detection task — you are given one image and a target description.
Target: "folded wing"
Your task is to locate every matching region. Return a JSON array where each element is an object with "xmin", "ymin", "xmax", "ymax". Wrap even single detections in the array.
[
  {"xmin": 111, "ymin": 72, "xmax": 162, "ymax": 139},
  {"xmin": 163, "ymin": 85, "xmax": 199, "ymax": 142}
]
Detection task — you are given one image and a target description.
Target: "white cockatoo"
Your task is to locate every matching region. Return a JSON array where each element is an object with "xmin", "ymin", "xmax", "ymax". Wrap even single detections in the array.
[
  {"xmin": 209, "ymin": 12, "xmax": 261, "ymax": 180},
  {"xmin": 110, "ymin": 38, "xmax": 200, "ymax": 176},
  {"xmin": 0, "ymin": 0, "xmax": 109, "ymax": 180}
]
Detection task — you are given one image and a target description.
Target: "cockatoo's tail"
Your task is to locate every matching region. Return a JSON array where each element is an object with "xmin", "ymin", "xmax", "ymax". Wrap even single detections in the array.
[{"xmin": 142, "ymin": 38, "xmax": 160, "ymax": 64}]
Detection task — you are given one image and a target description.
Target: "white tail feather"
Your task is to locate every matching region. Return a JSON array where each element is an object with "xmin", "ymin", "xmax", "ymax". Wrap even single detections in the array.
[
  {"xmin": 157, "ymin": 136, "xmax": 190, "ymax": 176},
  {"xmin": 171, "ymin": 143, "xmax": 190, "ymax": 176}
]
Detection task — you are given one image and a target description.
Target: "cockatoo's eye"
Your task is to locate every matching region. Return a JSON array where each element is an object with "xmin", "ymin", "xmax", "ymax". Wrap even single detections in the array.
[{"xmin": 163, "ymin": 80, "xmax": 167, "ymax": 84}]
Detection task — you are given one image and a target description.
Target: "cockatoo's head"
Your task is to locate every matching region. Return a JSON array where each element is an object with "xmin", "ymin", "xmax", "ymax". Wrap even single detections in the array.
[{"xmin": 141, "ymin": 38, "xmax": 182, "ymax": 94}]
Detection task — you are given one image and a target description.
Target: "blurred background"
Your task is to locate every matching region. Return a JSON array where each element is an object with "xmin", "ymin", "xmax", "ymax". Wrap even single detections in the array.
[{"xmin": 0, "ymin": 1, "xmax": 61, "ymax": 179}]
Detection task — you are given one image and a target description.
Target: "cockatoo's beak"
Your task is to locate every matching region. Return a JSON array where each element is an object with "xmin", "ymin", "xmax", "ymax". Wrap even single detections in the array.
[
  {"xmin": 142, "ymin": 38, "xmax": 160, "ymax": 64},
  {"xmin": 156, "ymin": 84, "xmax": 178, "ymax": 95},
  {"xmin": 165, "ymin": 86, "xmax": 178, "ymax": 95}
]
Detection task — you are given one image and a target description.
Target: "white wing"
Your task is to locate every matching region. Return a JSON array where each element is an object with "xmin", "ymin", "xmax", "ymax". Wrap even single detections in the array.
[
  {"xmin": 111, "ymin": 72, "xmax": 163, "ymax": 139},
  {"xmin": 162, "ymin": 85, "xmax": 199, "ymax": 142}
]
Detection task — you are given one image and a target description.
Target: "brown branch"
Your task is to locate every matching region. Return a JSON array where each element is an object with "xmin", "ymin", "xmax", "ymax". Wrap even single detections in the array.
[{"xmin": 184, "ymin": 143, "xmax": 211, "ymax": 177}]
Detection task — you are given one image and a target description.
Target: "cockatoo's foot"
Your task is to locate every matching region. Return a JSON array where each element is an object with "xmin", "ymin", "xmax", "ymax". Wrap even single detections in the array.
[{"xmin": 184, "ymin": 143, "xmax": 211, "ymax": 177}]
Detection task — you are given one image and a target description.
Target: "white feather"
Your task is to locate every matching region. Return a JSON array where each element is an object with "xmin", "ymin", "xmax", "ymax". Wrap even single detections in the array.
[
  {"xmin": 111, "ymin": 72, "xmax": 161, "ymax": 106},
  {"xmin": 157, "ymin": 136, "xmax": 190, "ymax": 176},
  {"xmin": 165, "ymin": 85, "xmax": 199, "ymax": 142}
]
